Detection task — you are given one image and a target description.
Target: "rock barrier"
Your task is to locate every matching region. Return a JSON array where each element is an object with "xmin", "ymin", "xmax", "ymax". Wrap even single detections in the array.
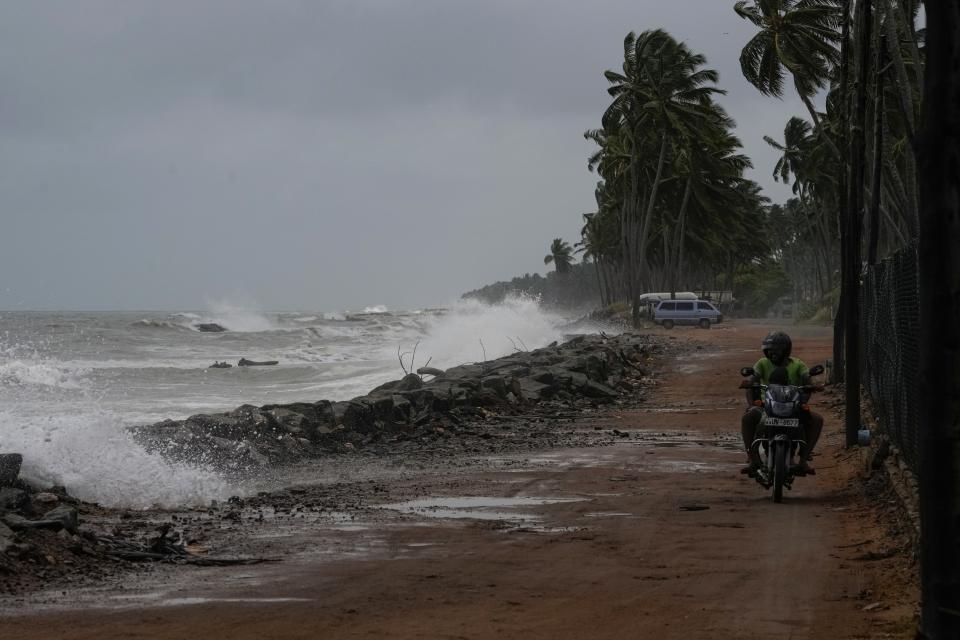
[{"xmin": 134, "ymin": 332, "xmax": 664, "ymax": 471}]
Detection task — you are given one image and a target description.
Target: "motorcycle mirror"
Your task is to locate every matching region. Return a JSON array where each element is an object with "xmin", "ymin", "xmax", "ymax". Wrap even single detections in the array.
[
  {"xmin": 809, "ymin": 364, "xmax": 825, "ymax": 376},
  {"xmin": 740, "ymin": 366, "xmax": 754, "ymax": 377}
]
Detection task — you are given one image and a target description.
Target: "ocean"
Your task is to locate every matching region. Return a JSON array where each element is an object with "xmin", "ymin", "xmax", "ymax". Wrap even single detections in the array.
[{"xmin": 0, "ymin": 297, "xmax": 593, "ymax": 508}]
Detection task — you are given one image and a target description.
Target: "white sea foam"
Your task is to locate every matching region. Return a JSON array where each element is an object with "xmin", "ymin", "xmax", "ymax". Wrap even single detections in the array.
[
  {"xmin": 198, "ymin": 299, "xmax": 277, "ymax": 332},
  {"xmin": 401, "ymin": 295, "xmax": 566, "ymax": 369},
  {"xmin": 0, "ymin": 358, "xmax": 88, "ymax": 389},
  {"xmin": 1, "ymin": 341, "xmax": 235, "ymax": 507},
  {"xmin": 361, "ymin": 305, "xmax": 389, "ymax": 314},
  {"xmin": 0, "ymin": 405, "xmax": 234, "ymax": 508}
]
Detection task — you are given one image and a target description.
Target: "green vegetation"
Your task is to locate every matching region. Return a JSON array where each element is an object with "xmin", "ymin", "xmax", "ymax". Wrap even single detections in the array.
[
  {"xmin": 469, "ymin": 4, "xmax": 922, "ymax": 330},
  {"xmin": 543, "ymin": 238, "xmax": 574, "ymax": 274},
  {"xmin": 462, "ymin": 262, "xmax": 601, "ymax": 309},
  {"xmin": 580, "ymin": 29, "xmax": 770, "ymax": 324}
]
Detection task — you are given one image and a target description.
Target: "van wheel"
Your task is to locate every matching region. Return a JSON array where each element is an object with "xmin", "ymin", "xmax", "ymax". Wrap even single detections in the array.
[
  {"xmin": 699, "ymin": 319, "xmax": 711, "ymax": 329},
  {"xmin": 662, "ymin": 320, "xmax": 674, "ymax": 329}
]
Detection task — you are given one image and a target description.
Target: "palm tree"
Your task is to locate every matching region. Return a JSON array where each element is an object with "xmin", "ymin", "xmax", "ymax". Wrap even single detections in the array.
[
  {"xmin": 603, "ymin": 30, "xmax": 728, "ymax": 322},
  {"xmin": 764, "ymin": 117, "xmax": 815, "ymax": 193},
  {"xmin": 734, "ymin": 0, "xmax": 843, "ymax": 150},
  {"xmin": 544, "ymin": 238, "xmax": 574, "ymax": 275}
]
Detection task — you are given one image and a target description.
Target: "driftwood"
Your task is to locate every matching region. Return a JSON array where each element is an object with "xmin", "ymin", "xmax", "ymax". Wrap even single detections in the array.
[{"xmin": 416, "ymin": 366, "xmax": 445, "ymax": 377}]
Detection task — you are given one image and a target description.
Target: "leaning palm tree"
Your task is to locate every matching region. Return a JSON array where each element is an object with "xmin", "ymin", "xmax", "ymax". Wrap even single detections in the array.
[
  {"xmin": 603, "ymin": 30, "xmax": 728, "ymax": 323},
  {"xmin": 544, "ymin": 238, "xmax": 574, "ymax": 274},
  {"xmin": 764, "ymin": 116, "xmax": 815, "ymax": 194},
  {"xmin": 734, "ymin": 0, "xmax": 843, "ymax": 148}
]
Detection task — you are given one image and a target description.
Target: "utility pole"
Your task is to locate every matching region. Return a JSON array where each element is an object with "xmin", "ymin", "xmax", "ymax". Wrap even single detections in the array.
[{"xmin": 844, "ymin": 0, "xmax": 870, "ymax": 447}]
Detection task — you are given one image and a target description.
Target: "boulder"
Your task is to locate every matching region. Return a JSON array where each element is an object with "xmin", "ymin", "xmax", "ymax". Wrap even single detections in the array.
[
  {"xmin": 580, "ymin": 380, "xmax": 619, "ymax": 400},
  {"xmin": 0, "ymin": 520, "xmax": 14, "ymax": 553},
  {"xmin": 0, "ymin": 487, "xmax": 28, "ymax": 512},
  {"xmin": 42, "ymin": 505, "xmax": 80, "ymax": 534},
  {"xmin": 516, "ymin": 379, "xmax": 553, "ymax": 402},
  {"xmin": 3, "ymin": 505, "xmax": 79, "ymax": 534},
  {"xmin": 481, "ymin": 375, "xmax": 508, "ymax": 396},
  {"xmin": 195, "ymin": 323, "xmax": 227, "ymax": 332},
  {"xmin": 238, "ymin": 358, "xmax": 279, "ymax": 366},
  {"xmin": 397, "ymin": 373, "xmax": 424, "ymax": 391}
]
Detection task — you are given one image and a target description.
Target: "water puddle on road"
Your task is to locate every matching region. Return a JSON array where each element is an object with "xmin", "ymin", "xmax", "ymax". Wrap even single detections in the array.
[{"xmin": 381, "ymin": 496, "xmax": 585, "ymax": 522}]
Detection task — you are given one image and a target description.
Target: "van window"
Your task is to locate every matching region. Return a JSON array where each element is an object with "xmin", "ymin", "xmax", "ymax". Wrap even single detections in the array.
[
  {"xmin": 676, "ymin": 302, "xmax": 694, "ymax": 311},
  {"xmin": 659, "ymin": 302, "xmax": 676, "ymax": 311},
  {"xmin": 698, "ymin": 301, "xmax": 716, "ymax": 311}
]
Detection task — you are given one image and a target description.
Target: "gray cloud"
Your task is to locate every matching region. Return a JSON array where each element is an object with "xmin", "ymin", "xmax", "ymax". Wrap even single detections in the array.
[{"xmin": 0, "ymin": 0, "xmax": 810, "ymax": 310}]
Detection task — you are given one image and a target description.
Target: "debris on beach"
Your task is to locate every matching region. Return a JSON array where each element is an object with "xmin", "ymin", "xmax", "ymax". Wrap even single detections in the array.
[{"xmin": 0, "ymin": 462, "xmax": 268, "ymax": 594}]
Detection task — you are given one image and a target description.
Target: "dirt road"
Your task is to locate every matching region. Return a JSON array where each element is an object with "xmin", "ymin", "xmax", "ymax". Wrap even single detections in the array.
[{"xmin": 2, "ymin": 321, "xmax": 917, "ymax": 639}]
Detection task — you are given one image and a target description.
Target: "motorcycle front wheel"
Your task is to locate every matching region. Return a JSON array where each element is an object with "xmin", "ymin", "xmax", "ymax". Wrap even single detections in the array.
[{"xmin": 772, "ymin": 440, "xmax": 790, "ymax": 503}]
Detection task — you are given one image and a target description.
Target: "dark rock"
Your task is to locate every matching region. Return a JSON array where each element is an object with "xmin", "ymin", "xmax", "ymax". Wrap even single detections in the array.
[
  {"xmin": 580, "ymin": 380, "xmax": 619, "ymax": 399},
  {"xmin": 0, "ymin": 487, "xmax": 28, "ymax": 512},
  {"xmin": 397, "ymin": 373, "xmax": 423, "ymax": 391},
  {"xmin": 481, "ymin": 375, "xmax": 507, "ymax": 396},
  {"xmin": 42, "ymin": 505, "xmax": 80, "ymax": 534},
  {"xmin": 0, "ymin": 453, "xmax": 22, "ymax": 486},
  {"xmin": 208, "ymin": 361, "xmax": 233, "ymax": 368},
  {"xmin": 238, "ymin": 358, "xmax": 279, "ymax": 366},
  {"xmin": 3, "ymin": 505, "xmax": 79, "ymax": 534},
  {"xmin": 516, "ymin": 379, "xmax": 553, "ymax": 402},
  {"xmin": 195, "ymin": 323, "xmax": 227, "ymax": 332},
  {"xmin": 0, "ymin": 520, "xmax": 14, "ymax": 554}
]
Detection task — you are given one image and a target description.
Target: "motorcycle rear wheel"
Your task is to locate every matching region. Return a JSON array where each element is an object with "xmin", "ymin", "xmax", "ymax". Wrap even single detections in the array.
[{"xmin": 772, "ymin": 441, "xmax": 789, "ymax": 503}]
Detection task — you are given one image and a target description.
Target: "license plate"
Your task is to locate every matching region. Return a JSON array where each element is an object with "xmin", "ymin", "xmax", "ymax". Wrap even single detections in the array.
[{"xmin": 764, "ymin": 417, "xmax": 800, "ymax": 427}]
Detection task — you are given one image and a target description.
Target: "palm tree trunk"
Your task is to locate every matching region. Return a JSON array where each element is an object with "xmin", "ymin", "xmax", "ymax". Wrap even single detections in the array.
[
  {"xmin": 842, "ymin": 0, "xmax": 870, "ymax": 447},
  {"xmin": 868, "ymin": 40, "xmax": 885, "ymax": 264},
  {"xmin": 669, "ymin": 175, "xmax": 693, "ymax": 298},
  {"xmin": 834, "ymin": 0, "xmax": 852, "ymax": 384},
  {"xmin": 883, "ymin": 0, "xmax": 916, "ymax": 140},
  {"xmin": 635, "ymin": 131, "xmax": 670, "ymax": 321}
]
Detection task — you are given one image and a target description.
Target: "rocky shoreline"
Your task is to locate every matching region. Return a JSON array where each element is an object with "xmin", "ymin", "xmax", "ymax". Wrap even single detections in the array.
[
  {"xmin": 1, "ymin": 331, "xmax": 673, "ymax": 596},
  {"xmin": 134, "ymin": 332, "xmax": 668, "ymax": 470}
]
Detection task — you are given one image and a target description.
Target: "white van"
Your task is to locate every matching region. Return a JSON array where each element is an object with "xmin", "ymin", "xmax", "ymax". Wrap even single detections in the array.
[{"xmin": 653, "ymin": 299, "xmax": 723, "ymax": 329}]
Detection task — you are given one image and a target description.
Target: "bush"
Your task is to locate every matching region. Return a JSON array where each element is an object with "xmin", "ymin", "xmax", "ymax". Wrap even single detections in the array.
[{"xmin": 732, "ymin": 260, "xmax": 791, "ymax": 316}]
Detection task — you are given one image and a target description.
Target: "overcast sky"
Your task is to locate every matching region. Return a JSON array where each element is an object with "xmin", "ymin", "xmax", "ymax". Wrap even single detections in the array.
[{"xmin": 0, "ymin": 0, "xmax": 810, "ymax": 311}]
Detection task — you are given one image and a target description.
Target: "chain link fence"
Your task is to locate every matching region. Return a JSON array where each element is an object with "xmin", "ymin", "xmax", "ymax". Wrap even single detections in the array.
[{"xmin": 860, "ymin": 243, "xmax": 921, "ymax": 472}]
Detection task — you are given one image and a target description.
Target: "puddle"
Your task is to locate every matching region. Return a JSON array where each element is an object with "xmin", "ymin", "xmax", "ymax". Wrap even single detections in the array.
[
  {"xmin": 156, "ymin": 597, "xmax": 313, "ymax": 607},
  {"xmin": 381, "ymin": 496, "xmax": 584, "ymax": 521},
  {"xmin": 584, "ymin": 512, "xmax": 636, "ymax": 518}
]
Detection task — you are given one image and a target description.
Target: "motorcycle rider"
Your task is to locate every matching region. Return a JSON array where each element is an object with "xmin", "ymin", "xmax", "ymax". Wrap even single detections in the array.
[{"xmin": 740, "ymin": 331, "xmax": 823, "ymax": 476}]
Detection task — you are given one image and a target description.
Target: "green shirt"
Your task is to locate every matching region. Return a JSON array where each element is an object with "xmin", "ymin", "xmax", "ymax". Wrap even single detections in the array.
[{"xmin": 753, "ymin": 356, "xmax": 808, "ymax": 385}]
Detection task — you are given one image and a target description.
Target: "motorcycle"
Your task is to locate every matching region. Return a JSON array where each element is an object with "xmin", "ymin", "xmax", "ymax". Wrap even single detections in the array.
[{"xmin": 738, "ymin": 364, "xmax": 825, "ymax": 503}]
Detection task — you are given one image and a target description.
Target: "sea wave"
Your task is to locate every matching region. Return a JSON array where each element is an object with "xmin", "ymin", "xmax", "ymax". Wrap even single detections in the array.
[
  {"xmin": 0, "ymin": 405, "xmax": 235, "ymax": 508},
  {"xmin": 0, "ymin": 359, "xmax": 88, "ymax": 389},
  {"xmin": 388, "ymin": 294, "xmax": 566, "ymax": 370},
  {"xmin": 131, "ymin": 318, "xmax": 190, "ymax": 331}
]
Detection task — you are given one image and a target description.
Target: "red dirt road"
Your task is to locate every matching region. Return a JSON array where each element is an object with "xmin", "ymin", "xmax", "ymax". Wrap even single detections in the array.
[{"xmin": 1, "ymin": 321, "xmax": 917, "ymax": 639}]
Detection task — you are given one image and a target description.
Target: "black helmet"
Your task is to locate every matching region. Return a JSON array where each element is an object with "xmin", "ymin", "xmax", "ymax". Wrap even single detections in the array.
[{"xmin": 762, "ymin": 331, "xmax": 792, "ymax": 365}]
